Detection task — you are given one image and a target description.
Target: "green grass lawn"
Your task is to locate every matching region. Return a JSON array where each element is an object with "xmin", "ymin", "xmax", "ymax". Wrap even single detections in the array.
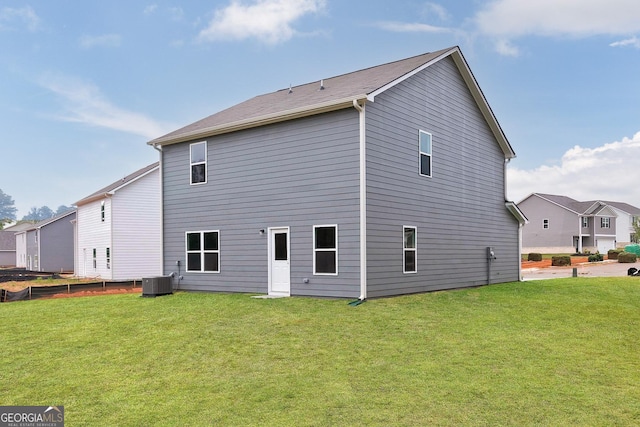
[{"xmin": 2, "ymin": 278, "xmax": 640, "ymax": 426}]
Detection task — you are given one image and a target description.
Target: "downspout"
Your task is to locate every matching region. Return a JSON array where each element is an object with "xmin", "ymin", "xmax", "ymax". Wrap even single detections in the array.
[
  {"xmin": 505, "ymin": 158, "xmax": 523, "ymax": 281},
  {"xmin": 353, "ymin": 99, "xmax": 367, "ymax": 302},
  {"xmin": 152, "ymin": 143, "xmax": 166, "ymax": 282}
]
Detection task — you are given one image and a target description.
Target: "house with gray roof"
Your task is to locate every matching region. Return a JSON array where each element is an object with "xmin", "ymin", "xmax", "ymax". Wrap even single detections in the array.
[
  {"xmin": 518, "ymin": 193, "xmax": 640, "ymax": 253},
  {"xmin": 73, "ymin": 162, "xmax": 161, "ymax": 280},
  {"xmin": 14, "ymin": 210, "xmax": 76, "ymax": 272},
  {"xmin": 148, "ymin": 46, "xmax": 526, "ymax": 299}
]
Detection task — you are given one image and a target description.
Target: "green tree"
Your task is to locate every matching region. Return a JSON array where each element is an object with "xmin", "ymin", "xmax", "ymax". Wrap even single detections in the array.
[
  {"xmin": 22, "ymin": 206, "xmax": 55, "ymax": 221},
  {"xmin": 633, "ymin": 217, "xmax": 640, "ymax": 243},
  {"xmin": 0, "ymin": 188, "xmax": 17, "ymax": 229}
]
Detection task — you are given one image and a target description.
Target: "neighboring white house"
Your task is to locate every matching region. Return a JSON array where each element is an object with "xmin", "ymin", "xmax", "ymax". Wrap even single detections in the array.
[
  {"xmin": 74, "ymin": 162, "xmax": 161, "ymax": 280},
  {"xmin": 603, "ymin": 201, "xmax": 640, "ymax": 246}
]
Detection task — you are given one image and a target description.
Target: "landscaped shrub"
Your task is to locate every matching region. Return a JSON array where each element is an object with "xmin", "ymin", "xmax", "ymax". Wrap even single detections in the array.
[
  {"xmin": 608, "ymin": 249, "xmax": 622, "ymax": 260},
  {"xmin": 588, "ymin": 253, "xmax": 604, "ymax": 262},
  {"xmin": 527, "ymin": 253, "xmax": 542, "ymax": 262},
  {"xmin": 618, "ymin": 252, "xmax": 638, "ymax": 263},
  {"xmin": 552, "ymin": 256, "xmax": 571, "ymax": 266}
]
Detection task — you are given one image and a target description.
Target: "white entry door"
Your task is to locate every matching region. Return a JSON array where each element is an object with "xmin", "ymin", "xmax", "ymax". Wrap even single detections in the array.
[{"xmin": 269, "ymin": 227, "xmax": 290, "ymax": 296}]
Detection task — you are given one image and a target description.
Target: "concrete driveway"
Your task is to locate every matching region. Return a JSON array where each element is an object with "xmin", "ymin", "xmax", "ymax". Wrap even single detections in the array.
[{"xmin": 522, "ymin": 260, "xmax": 640, "ymax": 280}]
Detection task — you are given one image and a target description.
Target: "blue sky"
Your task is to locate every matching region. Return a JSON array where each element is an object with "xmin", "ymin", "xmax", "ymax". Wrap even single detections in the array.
[{"xmin": 2, "ymin": 0, "xmax": 640, "ymax": 218}]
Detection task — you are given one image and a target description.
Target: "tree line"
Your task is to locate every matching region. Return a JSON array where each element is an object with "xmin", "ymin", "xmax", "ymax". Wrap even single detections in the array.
[{"xmin": 0, "ymin": 188, "xmax": 72, "ymax": 229}]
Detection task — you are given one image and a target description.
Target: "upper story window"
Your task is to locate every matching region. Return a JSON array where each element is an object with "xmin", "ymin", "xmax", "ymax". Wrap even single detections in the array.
[
  {"xmin": 101, "ymin": 201, "xmax": 105, "ymax": 222},
  {"xmin": 190, "ymin": 141, "xmax": 207, "ymax": 184},
  {"xmin": 403, "ymin": 226, "xmax": 417, "ymax": 273},
  {"xmin": 314, "ymin": 225, "xmax": 337, "ymax": 275},
  {"xmin": 419, "ymin": 130, "xmax": 432, "ymax": 177},
  {"xmin": 601, "ymin": 217, "xmax": 610, "ymax": 228},
  {"xmin": 543, "ymin": 219, "xmax": 549, "ymax": 229},
  {"xmin": 581, "ymin": 217, "xmax": 588, "ymax": 228},
  {"xmin": 186, "ymin": 231, "xmax": 219, "ymax": 272}
]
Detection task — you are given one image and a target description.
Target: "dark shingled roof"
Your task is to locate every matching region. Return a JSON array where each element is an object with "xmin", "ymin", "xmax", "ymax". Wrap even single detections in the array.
[{"xmin": 148, "ymin": 46, "xmax": 515, "ymax": 158}]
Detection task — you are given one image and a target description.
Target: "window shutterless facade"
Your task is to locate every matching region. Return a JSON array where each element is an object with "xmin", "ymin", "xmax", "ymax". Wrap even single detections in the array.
[
  {"xmin": 93, "ymin": 248, "xmax": 97, "ymax": 269},
  {"xmin": 543, "ymin": 219, "xmax": 549, "ymax": 229},
  {"xmin": 186, "ymin": 231, "xmax": 219, "ymax": 272},
  {"xmin": 101, "ymin": 201, "xmax": 105, "ymax": 222},
  {"xmin": 313, "ymin": 225, "xmax": 337, "ymax": 275},
  {"xmin": 106, "ymin": 247, "xmax": 111, "ymax": 269},
  {"xmin": 190, "ymin": 141, "xmax": 207, "ymax": 184},
  {"xmin": 419, "ymin": 130, "xmax": 432, "ymax": 177},
  {"xmin": 403, "ymin": 226, "xmax": 417, "ymax": 273}
]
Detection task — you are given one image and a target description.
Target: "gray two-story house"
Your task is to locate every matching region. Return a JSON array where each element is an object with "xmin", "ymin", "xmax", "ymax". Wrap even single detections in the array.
[
  {"xmin": 518, "ymin": 193, "xmax": 623, "ymax": 253},
  {"xmin": 148, "ymin": 46, "xmax": 526, "ymax": 299}
]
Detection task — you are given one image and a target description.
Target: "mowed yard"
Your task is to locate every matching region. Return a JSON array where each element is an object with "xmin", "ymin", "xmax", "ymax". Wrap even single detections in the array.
[{"xmin": 2, "ymin": 278, "xmax": 640, "ymax": 426}]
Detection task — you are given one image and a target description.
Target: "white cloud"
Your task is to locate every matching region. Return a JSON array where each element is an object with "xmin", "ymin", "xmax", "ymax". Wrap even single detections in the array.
[
  {"xmin": 79, "ymin": 34, "xmax": 122, "ymax": 49},
  {"xmin": 610, "ymin": 36, "xmax": 640, "ymax": 48},
  {"xmin": 508, "ymin": 132, "xmax": 640, "ymax": 206},
  {"xmin": 421, "ymin": 2, "xmax": 449, "ymax": 22},
  {"xmin": 38, "ymin": 74, "xmax": 173, "ymax": 139},
  {"xmin": 495, "ymin": 39, "xmax": 519, "ymax": 57},
  {"xmin": 374, "ymin": 21, "xmax": 453, "ymax": 34},
  {"xmin": 143, "ymin": 4, "xmax": 158, "ymax": 15},
  {"xmin": 475, "ymin": 0, "xmax": 640, "ymax": 55},
  {"xmin": 198, "ymin": 0, "xmax": 326, "ymax": 44},
  {"xmin": 0, "ymin": 6, "xmax": 40, "ymax": 32}
]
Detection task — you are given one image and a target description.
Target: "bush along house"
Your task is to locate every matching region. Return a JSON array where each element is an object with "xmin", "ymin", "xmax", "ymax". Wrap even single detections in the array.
[{"xmin": 148, "ymin": 46, "xmax": 527, "ymax": 299}]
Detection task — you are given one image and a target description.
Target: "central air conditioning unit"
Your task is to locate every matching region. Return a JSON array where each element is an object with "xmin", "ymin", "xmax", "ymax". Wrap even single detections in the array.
[{"xmin": 142, "ymin": 276, "xmax": 173, "ymax": 297}]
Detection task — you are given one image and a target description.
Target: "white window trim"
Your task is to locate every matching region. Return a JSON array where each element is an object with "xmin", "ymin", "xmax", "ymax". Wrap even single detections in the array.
[
  {"xmin": 185, "ymin": 230, "xmax": 220, "ymax": 273},
  {"xmin": 313, "ymin": 224, "xmax": 338, "ymax": 276},
  {"xmin": 403, "ymin": 225, "xmax": 417, "ymax": 274},
  {"xmin": 581, "ymin": 217, "xmax": 588, "ymax": 228},
  {"xmin": 419, "ymin": 130, "xmax": 432, "ymax": 178},
  {"xmin": 190, "ymin": 141, "xmax": 207, "ymax": 185}
]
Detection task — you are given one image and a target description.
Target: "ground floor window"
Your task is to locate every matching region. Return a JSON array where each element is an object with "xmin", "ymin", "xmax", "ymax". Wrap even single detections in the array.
[
  {"xmin": 314, "ymin": 225, "xmax": 337, "ymax": 275},
  {"xmin": 93, "ymin": 248, "xmax": 97, "ymax": 269},
  {"xmin": 403, "ymin": 226, "xmax": 417, "ymax": 273},
  {"xmin": 106, "ymin": 247, "xmax": 111, "ymax": 269},
  {"xmin": 186, "ymin": 231, "xmax": 220, "ymax": 272}
]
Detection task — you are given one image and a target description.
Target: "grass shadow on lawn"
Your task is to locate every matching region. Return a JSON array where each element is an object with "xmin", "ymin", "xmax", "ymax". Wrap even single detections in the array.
[{"xmin": 1, "ymin": 277, "xmax": 640, "ymax": 426}]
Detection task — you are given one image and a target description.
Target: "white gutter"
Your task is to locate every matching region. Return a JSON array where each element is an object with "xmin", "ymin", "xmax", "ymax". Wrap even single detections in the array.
[
  {"xmin": 152, "ymin": 143, "xmax": 165, "ymax": 277},
  {"xmin": 353, "ymin": 99, "xmax": 367, "ymax": 301}
]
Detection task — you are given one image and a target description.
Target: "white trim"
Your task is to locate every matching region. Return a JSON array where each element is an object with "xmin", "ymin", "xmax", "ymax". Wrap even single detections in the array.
[
  {"xmin": 190, "ymin": 141, "xmax": 207, "ymax": 185},
  {"xmin": 419, "ymin": 130, "xmax": 432, "ymax": 178},
  {"xmin": 185, "ymin": 230, "xmax": 220, "ymax": 273},
  {"xmin": 403, "ymin": 225, "xmax": 417, "ymax": 274},
  {"xmin": 267, "ymin": 226, "xmax": 291, "ymax": 296},
  {"xmin": 313, "ymin": 224, "xmax": 338, "ymax": 276}
]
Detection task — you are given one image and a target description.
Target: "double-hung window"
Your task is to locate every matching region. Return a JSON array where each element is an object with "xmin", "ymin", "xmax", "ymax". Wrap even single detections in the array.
[
  {"xmin": 419, "ymin": 130, "xmax": 432, "ymax": 177},
  {"xmin": 106, "ymin": 248, "xmax": 111, "ymax": 269},
  {"xmin": 403, "ymin": 226, "xmax": 417, "ymax": 273},
  {"xmin": 581, "ymin": 217, "xmax": 588, "ymax": 228},
  {"xmin": 186, "ymin": 231, "xmax": 219, "ymax": 272},
  {"xmin": 101, "ymin": 201, "xmax": 105, "ymax": 222},
  {"xmin": 543, "ymin": 219, "xmax": 549, "ymax": 229},
  {"xmin": 601, "ymin": 217, "xmax": 610, "ymax": 228},
  {"xmin": 92, "ymin": 248, "xmax": 97, "ymax": 269},
  {"xmin": 314, "ymin": 225, "xmax": 337, "ymax": 275},
  {"xmin": 190, "ymin": 141, "xmax": 207, "ymax": 184}
]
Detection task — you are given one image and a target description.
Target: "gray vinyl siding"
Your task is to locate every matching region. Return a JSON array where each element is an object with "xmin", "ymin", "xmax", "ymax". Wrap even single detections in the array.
[
  {"xmin": 39, "ymin": 212, "xmax": 76, "ymax": 272},
  {"xmin": 365, "ymin": 56, "xmax": 519, "ymax": 297},
  {"xmin": 162, "ymin": 109, "xmax": 361, "ymax": 297},
  {"xmin": 519, "ymin": 197, "xmax": 579, "ymax": 249}
]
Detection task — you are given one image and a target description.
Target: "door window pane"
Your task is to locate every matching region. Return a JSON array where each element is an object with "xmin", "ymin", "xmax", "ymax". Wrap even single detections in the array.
[{"xmin": 274, "ymin": 233, "xmax": 287, "ymax": 261}]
